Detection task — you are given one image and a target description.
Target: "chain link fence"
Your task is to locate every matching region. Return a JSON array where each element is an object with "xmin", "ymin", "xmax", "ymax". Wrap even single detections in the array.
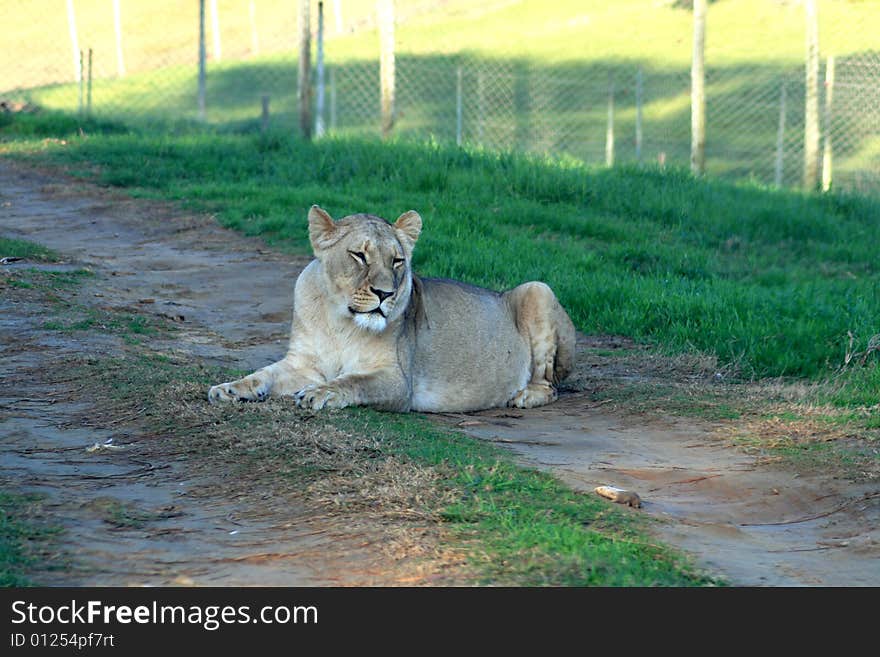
[
  {"xmin": 2, "ymin": 1, "xmax": 878, "ymax": 196},
  {"xmin": 830, "ymin": 51, "xmax": 880, "ymax": 195}
]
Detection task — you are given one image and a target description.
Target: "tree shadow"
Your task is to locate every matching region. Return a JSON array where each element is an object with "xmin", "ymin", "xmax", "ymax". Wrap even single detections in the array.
[{"xmin": 15, "ymin": 49, "xmax": 880, "ymax": 194}]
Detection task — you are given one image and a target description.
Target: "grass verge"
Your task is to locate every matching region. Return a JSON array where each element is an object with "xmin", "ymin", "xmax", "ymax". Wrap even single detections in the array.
[
  {"xmin": 0, "ymin": 261, "xmax": 169, "ymax": 345},
  {"xmin": 0, "ymin": 493, "xmax": 61, "ymax": 587},
  {"xmin": 3, "ymin": 252, "xmax": 719, "ymax": 585},
  {"xmin": 4, "ymin": 125, "xmax": 880, "ymax": 389},
  {"xmin": 339, "ymin": 408, "xmax": 717, "ymax": 585},
  {"xmin": 571, "ymin": 340, "xmax": 879, "ymax": 480},
  {"xmin": 5, "ymin": 123, "xmax": 880, "ymax": 388},
  {"xmin": 73, "ymin": 351, "xmax": 720, "ymax": 586},
  {"xmin": 0, "ymin": 237, "xmax": 60, "ymax": 263},
  {"xmin": 2, "ymin": 118, "xmax": 875, "ymax": 482}
]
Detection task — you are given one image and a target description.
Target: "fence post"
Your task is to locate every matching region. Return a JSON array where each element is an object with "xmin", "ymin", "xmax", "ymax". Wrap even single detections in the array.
[
  {"xmin": 774, "ymin": 82, "xmax": 787, "ymax": 187},
  {"xmin": 329, "ymin": 67, "xmax": 337, "ymax": 130},
  {"xmin": 113, "ymin": 0, "xmax": 125, "ymax": 77},
  {"xmin": 477, "ymin": 69, "xmax": 485, "ymax": 145},
  {"xmin": 87, "ymin": 48, "xmax": 93, "ymax": 117},
  {"xmin": 249, "ymin": 1, "xmax": 260, "ymax": 56},
  {"xmin": 635, "ymin": 65, "xmax": 643, "ymax": 163},
  {"xmin": 261, "ymin": 95, "xmax": 270, "ymax": 133},
  {"xmin": 198, "ymin": 0, "xmax": 206, "ymax": 121},
  {"xmin": 333, "ymin": 0, "xmax": 343, "ymax": 34},
  {"xmin": 378, "ymin": 0, "xmax": 396, "ymax": 139},
  {"xmin": 690, "ymin": 0, "xmax": 707, "ymax": 176},
  {"xmin": 78, "ymin": 50, "xmax": 84, "ymax": 116},
  {"xmin": 66, "ymin": 0, "xmax": 81, "ymax": 83},
  {"xmin": 298, "ymin": 0, "xmax": 312, "ymax": 140},
  {"xmin": 315, "ymin": 1, "xmax": 326, "ymax": 138},
  {"xmin": 804, "ymin": 0, "xmax": 820, "ymax": 190},
  {"xmin": 209, "ymin": 0, "xmax": 222, "ymax": 61},
  {"xmin": 456, "ymin": 66, "xmax": 463, "ymax": 146},
  {"xmin": 605, "ymin": 76, "xmax": 615, "ymax": 167},
  {"xmin": 821, "ymin": 55, "xmax": 835, "ymax": 192}
]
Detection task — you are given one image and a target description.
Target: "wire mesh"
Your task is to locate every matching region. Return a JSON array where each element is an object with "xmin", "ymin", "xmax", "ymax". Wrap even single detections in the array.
[{"xmin": 1, "ymin": 0, "xmax": 877, "ymax": 195}]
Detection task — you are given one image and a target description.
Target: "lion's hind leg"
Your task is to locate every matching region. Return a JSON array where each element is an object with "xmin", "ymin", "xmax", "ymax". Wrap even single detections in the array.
[{"xmin": 504, "ymin": 281, "xmax": 575, "ymax": 409}]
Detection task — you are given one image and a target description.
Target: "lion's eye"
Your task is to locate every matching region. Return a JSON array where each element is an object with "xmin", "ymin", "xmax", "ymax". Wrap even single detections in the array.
[
  {"xmin": 349, "ymin": 251, "xmax": 367, "ymax": 265},
  {"xmin": 392, "ymin": 257, "xmax": 405, "ymax": 268}
]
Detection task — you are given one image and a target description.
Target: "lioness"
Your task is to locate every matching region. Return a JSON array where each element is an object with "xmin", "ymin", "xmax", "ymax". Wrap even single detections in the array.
[{"xmin": 208, "ymin": 206, "xmax": 575, "ymax": 413}]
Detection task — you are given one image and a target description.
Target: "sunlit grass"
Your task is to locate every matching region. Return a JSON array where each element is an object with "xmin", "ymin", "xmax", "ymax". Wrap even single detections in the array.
[{"xmin": 4, "ymin": 118, "xmax": 877, "ymax": 407}]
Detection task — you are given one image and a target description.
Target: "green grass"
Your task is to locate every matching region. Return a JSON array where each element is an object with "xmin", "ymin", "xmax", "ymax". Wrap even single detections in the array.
[
  {"xmin": 0, "ymin": 492, "xmax": 60, "ymax": 587},
  {"xmin": 42, "ymin": 310, "xmax": 163, "ymax": 342},
  {"xmin": 12, "ymin": 51, "xmax": 878, "ymax": 190},
  {"xmin": 4, "ymin": 1, "xmax": 879, "ymax": 190},
  {"xmin": 0, "ymin": 263, "xmax": 167, "ymax": 343},
  {"xmin": 0, "ymin": 237, "xmax": 61, "ymax": 263},
  {"xmin": 338, "ymin": 408, "xmax": 717, "ymax": 585},
  {"xmin": 3, "ymin": 267, "xmax": 93, "ymax": 288},
  {"xmin": 3, "ymin": 236, "xmax": 720, "ymax": 585},
  {"xmin": 3, "ymin": 119, "xmax": 878, "ymax": 408},
  {"xmin": 8, "ymin": 1, "xmax": 877, "ymax": 90},
  {"xmin": 4, "ymin": 126, "xmax": 874, "ymax": 583},
  {"xmin": 88, "ymin": 498, "xmax": 167, "ymax": 530},
  {"xmin": 83, "ymin": 352, "xmax": 719, "ymax": 586},
  {"xmin": 0, "ymin": 267, "xmax": 163, "ymax": 342},
  {"xmin": 731, "ymin": 429, "xmax": 878, "ymax": 477}
]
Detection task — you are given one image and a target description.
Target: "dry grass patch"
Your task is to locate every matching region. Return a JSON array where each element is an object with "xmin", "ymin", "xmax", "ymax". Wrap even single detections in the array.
[{"xmin": 54, "ymin": 360, "xmax": 473, "ymax": 583}]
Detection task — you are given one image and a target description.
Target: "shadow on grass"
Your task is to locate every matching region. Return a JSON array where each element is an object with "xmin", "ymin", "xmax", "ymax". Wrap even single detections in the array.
[{"xmin": 9, "ymin": 51, "xmax": 880, "ymax": 193}]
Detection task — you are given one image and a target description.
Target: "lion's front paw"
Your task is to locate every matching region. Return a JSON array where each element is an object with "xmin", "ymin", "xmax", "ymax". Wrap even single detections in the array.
[
  {"xmin": 208, "ymin": 378, "xmax": 270, "ymax": 404},
  {"xmin": 508, "ymin": 383, "xmax": 557, "ymax": 409},
  {"xmin": 294, "ymin": 384, "xmax": 350, "ymax": 411}
]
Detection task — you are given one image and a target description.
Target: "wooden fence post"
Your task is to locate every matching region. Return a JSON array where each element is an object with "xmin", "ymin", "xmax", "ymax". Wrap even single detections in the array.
[
  {"xmin": 690, "ymin": 0, "xmax": 707, "ymax": 176},
  {"xmin": 249, "ymin": 1, "xmax": 260, "ymax": 56},
  {"xmin": 635, "ymin": 65, "xmax": 643, "ymax": 163},
  {"xmin": 329, "ymin": 67, "xmax": 337, "ymax": 131},
  {"xmin": 261, "ymin": 95, "xmax": 270, "ymax": 133},
  {"xmin": 198, "ymin": 0, "xmax": 206, "ymax": 121},
  {"xmin": 316, "ymin": 1, "xmax": 326, "ymax": 137},
  {"xmin": 804, "ymin": 0, "xmax": 820, "ymax": 190},
  {"xmin": 298, "ymin": 0, "xmax": 312, "ymax": 140},
  {"xmin": 66, "ymin": 0, "xmax": 81, "ymax": 83},
  {"xmin": 87, "ymin": 48, "xmax": 93, "ymax": 116},
  {"xmin": 378, "ymin": 0, "xmax": 396, "ymax": 139},
  {"xmin": 476, "ymin": 69, "xmax": 485, "ymax": 145},
  {"xmin": 78, "ymin": 50, "xmax": 84, "ymax": 115},
  {"xmin": 209, "ymin": 0, "xmax": 222, "ymax": 61},
  {"xmin": 333, "ymin": 0, "xmax": 343, "ymax": 34},
  {"xmin": 606, "ymin": 76, "xmax": 615, "ymax": 167},
  {"xmin": 113, "ymin": 0, "xmax": 126, "ymax": 77},
  {"xmin": 774, "ymin": 82, "xmax": 787, "ymax": 187},
  {"xmin": 821, "ymin": 55, "xmax": 835, "ymax": 192},
  {"xmin": 456, "ymin": 66, "xmax": 463, "ymax": 146}
]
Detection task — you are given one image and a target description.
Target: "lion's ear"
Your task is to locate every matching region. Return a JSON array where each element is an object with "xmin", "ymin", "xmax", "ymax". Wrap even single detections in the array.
[
  {"xmin": 308, "ymin": 205, "xmax": 338, "ymax": 253},
  {"xmin": 394, "ymin": 210, "xmax": 422, "ymax": 256}
]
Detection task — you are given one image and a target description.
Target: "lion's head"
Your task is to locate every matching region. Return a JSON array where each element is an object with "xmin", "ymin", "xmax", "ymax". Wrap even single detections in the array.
[{"xmin": 307, "ymin": 205, "xmax": 422, "ymax": 332}]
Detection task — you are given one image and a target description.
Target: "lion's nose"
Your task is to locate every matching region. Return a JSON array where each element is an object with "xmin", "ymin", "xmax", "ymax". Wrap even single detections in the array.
[{"xmin": 371, "ymin": 287, "xmax": 393, "ymax": 302}]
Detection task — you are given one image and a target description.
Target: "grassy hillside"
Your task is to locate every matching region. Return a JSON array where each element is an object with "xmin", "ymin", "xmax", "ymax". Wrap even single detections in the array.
[
  {"xmin": 6, "ymin": 1, "xmax": 878, "ymax": 191},
  {"xmin": 6, "ymin": 0, "xmax": 878, "ymax": 88},
  {"xmin": 3, "ymin": 113, "xmax": 878, "ymax": 407},
  {"xmin": 3, "ymin": 0, "xmax": 384, "ymax": 88},
  {"xmin": 356, "ymin": 0, "xmax": 880, "ymax": 65}
]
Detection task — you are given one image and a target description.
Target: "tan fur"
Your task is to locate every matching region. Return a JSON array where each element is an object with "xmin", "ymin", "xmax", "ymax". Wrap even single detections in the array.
[
  {"xmin": 208, "ymin": 206, "xmax": 576, "ymax": 413},
  {"xmin": 595, "ymin": 486, "xmax": 643, "ymax": 508}
]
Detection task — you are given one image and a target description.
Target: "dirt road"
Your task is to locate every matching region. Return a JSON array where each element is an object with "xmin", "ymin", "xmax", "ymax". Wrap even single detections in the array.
[
  {"xmin": 2, "ymin": 161, "xmax": 877, "ymax": 586},
  {"xmin": 0, "ymin": 162, "xmax": 453, "ymax": 586}
]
